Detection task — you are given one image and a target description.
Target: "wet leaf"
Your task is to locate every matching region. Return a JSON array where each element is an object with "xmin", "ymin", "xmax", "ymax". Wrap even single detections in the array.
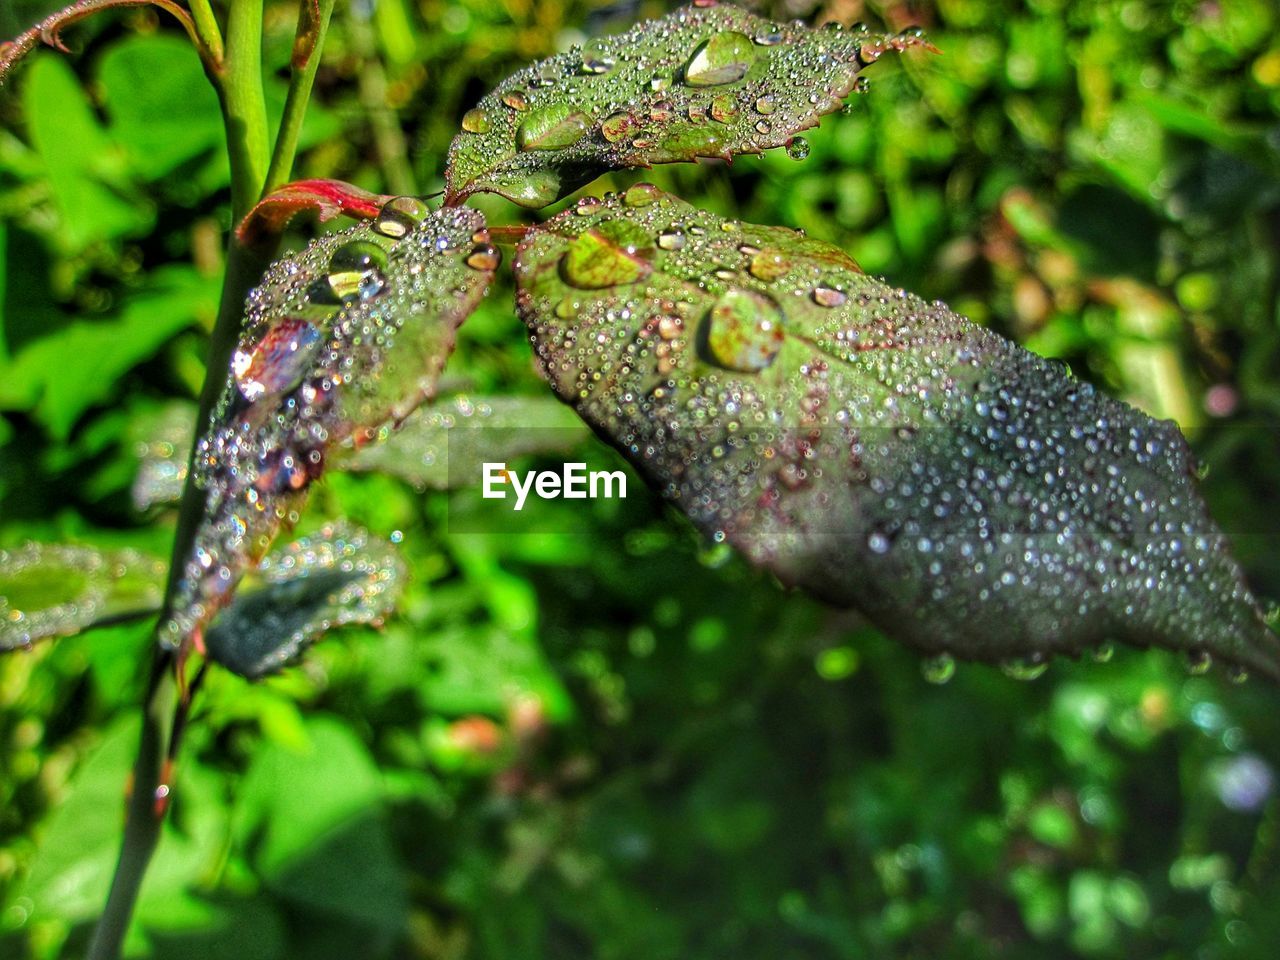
[
  {"xmin": 515, "ymin": 186, "xmax": 1280, "ymax": 681},
  {"xmin": 444, "ymin": 2, "xmax": 935, "ymax": 207},
  {"xmin": 161, "ymin": 202, "xmax": 496, "ymax": 651},
  {"xmin": 0, "ymin": 542, "xmax": 165, "ymax": 650},
  {"xmin": 337, "ymin": 394, "xmax": 589, "ymax": 490},
  {"xmin": 203, "ymin": 523, "xmax": 405, "ymax": 680}
]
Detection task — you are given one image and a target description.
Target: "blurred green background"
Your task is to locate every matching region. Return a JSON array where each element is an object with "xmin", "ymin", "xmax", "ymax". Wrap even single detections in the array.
[{"xmin": 3, "ymin": 0, "xmax": 1280, "ymax": 957}]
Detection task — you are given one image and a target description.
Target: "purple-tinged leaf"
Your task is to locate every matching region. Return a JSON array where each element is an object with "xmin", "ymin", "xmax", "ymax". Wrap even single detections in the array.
[
  {"xmin": 160, "ymin": 200, "xmax": 497, "ymax": 652},
  {"xmin": 235, "ymin": 179, "xmax": 394, "ymax": 248},
  {"xmin": 514, "ymin": 186, "xmax": 1280, "ymax": 682},
  {"xmin": 444, "ymin": 1, "xmax": 935, "ymax": 208},
  {"xmin": 203, "ymin": 523, "xmax": 405, "ymax": 679}
]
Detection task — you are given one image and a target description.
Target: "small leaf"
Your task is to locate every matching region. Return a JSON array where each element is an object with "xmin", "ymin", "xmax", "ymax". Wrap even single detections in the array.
[
  {"xmin": 337, "ymin": 394, "xmax": 589, "ymax": 490},
  {"xmin": 203, "ymin": 523, "xmax": 405, "ymax": 680},
  {"xmin": 444, "ymin": 2, "xmax": 935, "ymax": 207},
  {"xmin": 162, "ymin": 201, "xmax": 495, "ymax": 651},
  {"xmin": 514, "ymin": 186, "xmax": 1280, "ymax": 682},
  {"xmin": 235, "ymin": 178, "xmax": 394, "ymax": 247},
  {"xmin": 0, "ymin": 542, "xmax": 165, "ymax": 650}
]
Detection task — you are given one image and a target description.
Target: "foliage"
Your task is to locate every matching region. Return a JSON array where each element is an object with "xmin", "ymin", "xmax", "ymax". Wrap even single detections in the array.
[{"xmin": 2, "ymin": 1, "xmax": 1280, "ymax": 959}]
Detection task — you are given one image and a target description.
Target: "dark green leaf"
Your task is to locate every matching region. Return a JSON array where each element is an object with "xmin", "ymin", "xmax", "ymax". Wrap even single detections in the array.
[
  {"xmin": 0, "ymin": 542, "xmax": 165, "ymax": 650},
  {"xmin": 444, "ymin": 2, "xmax": 934, "ymax": 207},
  {"xmin": 514, "ymin": 186, "xmax": 1280, "ymax": 681},
  {"xmin": 162, "ymin": 202, "xmax": 496, "ymax": 652},
  {"xmin": 203, "ymin": 523, "xmax": 405, "ymax": 680}
]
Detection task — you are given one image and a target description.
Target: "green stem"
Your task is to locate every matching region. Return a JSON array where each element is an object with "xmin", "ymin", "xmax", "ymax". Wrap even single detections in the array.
[
  {"xmin": 223, "ymin": 0, "xmax": 270, "ymax": 219},
  {"xmin": 84, "ymin": 652, "xmax": 178, "ymax": 960},
  {"xmin": 188, "ymin": 0, "xmax": 225, "ymax": 67},
  {"xmin": 265, "ymin": 0, "xmax": 337, "ymax": 193}
]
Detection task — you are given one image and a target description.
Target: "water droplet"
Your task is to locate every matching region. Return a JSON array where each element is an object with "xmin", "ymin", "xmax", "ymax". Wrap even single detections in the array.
[
  {"xmin": 1001, "ymin": 656, "xmax": 1048, "ymax": 681},
  {"xmin": 755, "ymin": 120, "xmax": 772, "ymax": 135},
  {"xmin": 812, "ymin": 285, "xmax": 848, "ymax": 308},
  {"xmin": 650, "ymin": 74, "xmax": 671, "ymax": 92},
  {"xmin": 601, "ymin": 112, "xmax": 637, "ymax": 144},
  {"xmin": 657, "ymin": 315, "xmax": 682, "ymax": 340},
  {"xmin": 579, "ymin": 41, "xmax": 615, "ymax": 75},
  {"xmin": 753, "ymin": 28, "xmax": 784, "ymax": 46},
  {"xmin": 373, "ymin": 196, "xmax": 429, "ymax": 239},
  {"xmin": 853, "ymin": 76, "xmax": 871, "ymax": 94},
  {"xmin": 1090, "ymin": 643, "xmax": 1115, "ymax": 663},
  {"xmin": 234, "ymin": 317, "xmax": 322, "ymax": 402},
  {"xmin": 657, "ymin": 229, "xmax": 686, "ymax": 251},
  {"xmin": 1228, "ymin": 665, "xmax": 1249, "ymax": 684},
  {"xmin": 461, "ymin": 107, "xmax": 490, "ymax": 134},
  {"xmin": 1186, "ymin": 650, "xmax": 1213, "ymax": 675},
  {"xmin": 684, "ymin": 31, "xmax": 756, "ymax": 87},
  {"xmin": 748, "ymin": 250, "xmax": 791, "ymax": 281},
  {"xmin": 329, "ymin": 240, "xmax": 387, "ymax": 275},
  {"xmin": 702, "ymin": 288, "xmax": 785, "ymax": 373},
  {"xmin": 623, "ymin": 182, "xmax": 662, "ymax": 207},
  {"xmin": 709, "ymin": 94, "xmax": 739, "ymax": 123},
  {"xmin": 534, "ymin": 63, "xmax": 561, "ymax": 87},
  {"xmin": 561, "ymin": 228, "xmax": 651, "ymax": 289},
  {"xmin": 465, "ymin": 244, "xmax": 501, "ymax": 271},
  {"xmin": 921, "ymin": 653, "xmax": 956, "ymax": 684},
  {"xmin": 517, "ymin": 104, "xmax": 590, "ymax": 151},
  {"xmin": 786, "ymin": 136, "xmax": 811, "ymax": 161},
  {"xmin": 501, "ymin": 90, "xmax": 528, "ymax": 111},
  {"xmin": 754, "ymin": 95, "xmax": 777, "ymax": 115}
]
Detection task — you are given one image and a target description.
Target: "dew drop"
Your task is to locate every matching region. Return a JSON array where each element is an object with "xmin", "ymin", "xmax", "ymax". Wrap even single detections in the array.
[
  {"xmin": 465, "ymin": 244, "xmax": 502, "ymax": 271},
  {"xmin": 517, "ymin": 104, "xmax": 590, "ymax": 151},
  {"xmin": 650, "ymin": 74, "xmax": 672, "ymax": 93},
  {"xmin": 702, "ymin": 288, "xmax": 785, "ymax": 373},
  {"xmin": 709, "ymin": 94, "xmax": 739, "ymax": 123},
  {"xmin": 1186, "ymin": 650, "xmax": 1213, "ymax": 675},
  {"xmin": 921, "ymin": 653, "xmax": 956, "ymax": 684},
  {"xmin": 1001, "ymin": 656, "xmax": 1048, "ymax": 681},
  {"xmin": 373, "ymin": 196, "xmax": 429, "ymax": 239},
  {"xmin": 754, "ymin": 95, "xmax": 777, "ymax": 115},
  {"xmin": 329, "ymin": 240, "xmax": 388, "ymax": 275},
  {"xmin": 461, "ymin": 107, "xmax": 491, "ymax": 134},
  {"xmin": 748, "ymin": 250, "xmax": 791, "ymax": 281},
  {"xmin": 580, "ymin": 41, "xmax": 615, "ymax": 75},
  {"xmin": 1090, "ymin": 643, "xmax": 1115, "ymax": 663},
  {"xmin": 786, "ymin": 136, "xmax": 811, "ymax": 161},
  {"xmin": 501, "ymin": 90, "xmax": 529, "ymax": 111},
  {"xmin": 623, "ymin": 182, "xmax": 662, "ymax": 207},
  {"xmin": 853, "ymin": 76, "xmax": 871, "ymax": 94},
  {"xmin": 234, "ymin": 317, "xmax": 322, "ymax": 402},
  {"xmin": 601, "ymin": 112, "xmax": 637, "ymax": 143},
  {"xmin": 812, "ymin": 285, "xmax": 848, "ymax": 308},
  {"xmin": 657, "ymin": 229, "xmax": 686, "ymax": 251},
  {"xmin": 755, "ymin": 120, "xmax": 772, "ymax": 135},
  {"xmin": 684, "ymin": 31, "xmax": 756, "ymax": 87},
  {"xmin": 560, "ymin": 228, "xmax": 650, "ymax": 289}
]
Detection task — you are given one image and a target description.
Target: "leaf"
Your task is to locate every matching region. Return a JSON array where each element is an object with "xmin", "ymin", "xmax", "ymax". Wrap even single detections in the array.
[
  {"xmin": 444, "ymin": 1, "xmax": 935, "ymax": 208},
  {"xmin": 0, "ymin": 265, "xmax": 218, "ymax": 438},
  {"xmin": 337, "ymin": 393, "xmax": 589, "ymax": 490},
  {"xmin": 514, "ymin": 186, "xmax": 1280, "ymax": 682},
  {"xmin": 235, "ymin": 179, "xmax": 393, "ymax": 247},
  {"xmin": 0, "ymin": 542, "xmax": 165, "ymax": 650},
  {"xmin": 203, "ymin": 523, "xmax": 405, "ymax": 680},
  {"xmin": 161, "ymin": 201, "xmax": 496, "ymax": 652},
  {"xmin": 131, "ymin": 400, "xmax": 197, "ymax": 511}
]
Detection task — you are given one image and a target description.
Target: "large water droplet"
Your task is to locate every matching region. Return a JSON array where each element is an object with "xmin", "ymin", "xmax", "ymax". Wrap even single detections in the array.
[
  {"xmin": 234, "ymin": 317, "xmax": 322, "ymax": 402},
  {"xmin": 601, "ymin": 112, "xmax": 637, "ymax": 143},
  {"xmin": 701, "ymin": 288, "xmax": 785, "ymax": 372},
  {"xmin": 812, "ymin": 285, "xmax": 848, "ymax": 308},
  {"xmin": 684, "ymin": 31, "xmax": 756, "ymax": 87},
  {"xmin": 329, "ymin": 240, "xmax": 387, "ymax": 275},
  {"xmin": 461, "ymin": 107, "xmax": 490, "ymax": 134},
  {"xmin": 786, "ymin": 136, "xmax": 811, "ymax": 161},
  {"xmin": 657, "ymin": 229, "xmax": 686, "ymax": 251},
  {"xmin": 373, "ymin": 196, "xmax": 429, "ymax": 239},
  {"xmin": 709, "ymin": 94, "xmax": 739, "ymax": 123},
  {"xmin": 465, "ymin": 244, "xmax": 501, "ymax": 271},
  {"xmin": 754, "ymin": 95, "xmax": 777, "ymax": 115},
  {"xmin": 579, "ymin": 40, "xmax": 615, "ymax": 75},
  {"xmin": 561, "ymin": 228, "xmax": 651, "ymax": 289},
  {"xmin": 748, "ymin": 249, "xmax": 792, "ymax": 282},
  {"xmin": 921, "ymin": 653, "xmax": 956, "ymax": 684},
  {"xmin": 517, "ymin": 104, "xmax": 591, "ymax": 151},
  {"xmin": 501, "ymin": 90, "xmax": 529, "ymax": 111}
]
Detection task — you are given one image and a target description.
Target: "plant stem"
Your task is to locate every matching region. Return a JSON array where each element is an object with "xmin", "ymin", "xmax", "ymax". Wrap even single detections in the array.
[
  {"xmin": 84, "ymin": 651, "xmax": 178, "ymax": 960},
  {"xmin": 188, "ymin": 0, "xmax": 226, "ymax": 67},
  {"xmin": 223, "ymin": 0, "xmax": 270, "ymax": 219},
  {"xmin": 265, "ymin": 0, "xmax": 337, "ymax": 193}
]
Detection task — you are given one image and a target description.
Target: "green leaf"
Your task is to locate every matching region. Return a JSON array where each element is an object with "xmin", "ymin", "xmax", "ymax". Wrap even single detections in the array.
[
  {"xmin": 514, "ymin": 186, "xmax": 1280, "ymax": 682},
  {"xmin": 21, "ymin": 55, "xmax": 149, "ymax": 249},
  {"xmin": 162, "ymin": 200, "xmax": 496, "ymax": 652},
  {"xmin": 0, "ymin": 265, "xmax": 218, "ymax": 439},
  {"xmin": 444, "ymin": 2, "xmax": 935, "ymax": 207},
  {"xmin": 233, "ymin": 715, "xmax": 408, "ymax": 931},
  {"xmin": 337, "ymin": 393, "xmax": 589, "ymax": 490},
  {"xmin": 203, "ymin": 523, "xmax": 405, "ymax": 680},
  {"xmin": 0, "ymin": 541, "xmax": 165, "ymax": 650},
  {"xmin": 97, "ymin": 34, "xmax": 226, "ymax": 182}
]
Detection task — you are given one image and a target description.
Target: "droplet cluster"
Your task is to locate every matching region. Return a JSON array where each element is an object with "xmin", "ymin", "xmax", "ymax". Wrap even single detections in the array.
[
  {"xmin": 445, "ymin": 2, "xmax": 934, "ymax": 207},
  {"xmin": 514, "ymin": 186, "xmax": 1280, "ymax": 680},
  {"xmin": 202, "ymin": 522, "xmax": 405, "ymax": 679},
  {"xmin": 160, "ymin": 202, "xmax": 494, "ymax": 651}
]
